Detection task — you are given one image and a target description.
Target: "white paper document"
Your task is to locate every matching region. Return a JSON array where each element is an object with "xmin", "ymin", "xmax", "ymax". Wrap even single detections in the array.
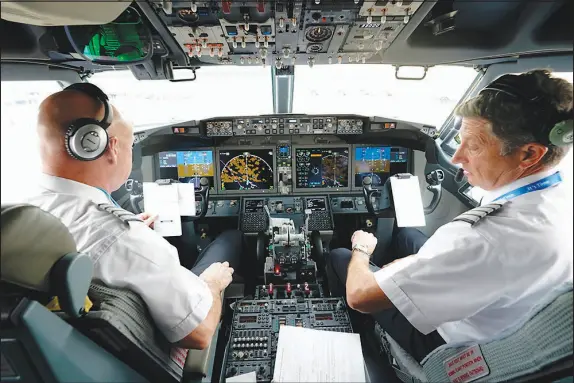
[
  {"xmin": 273, "ymin": 326, "xmax": 366, "ymax": 382},
  {"xmin": 143, "ymin": 182, "xmax": 182, "ymax": 237},
  {"xmin": 225, "ymin": 371, "xmax": 256, "ymax": 383},
  {"xmin": 176, "ymin": 183, "xmax": 196, "ymax": 216},
  {"xmin": 390, "ymin": 175, "xmax": 426, "ymax": 227}
]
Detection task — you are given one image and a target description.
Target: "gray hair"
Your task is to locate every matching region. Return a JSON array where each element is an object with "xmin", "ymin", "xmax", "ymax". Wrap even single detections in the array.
[{"xmin": 455, "ymin": 69, "xmax": 572, "ymax": 167}]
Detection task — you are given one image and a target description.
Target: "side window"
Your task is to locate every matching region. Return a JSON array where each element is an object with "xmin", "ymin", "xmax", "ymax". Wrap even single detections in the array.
[{"xmin": 0, "ymin": 81, "xmax": 62, "ymax": 203}]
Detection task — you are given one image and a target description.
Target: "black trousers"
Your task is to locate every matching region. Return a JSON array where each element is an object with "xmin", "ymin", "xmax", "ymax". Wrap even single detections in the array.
[
  {"xmin": 189, "ymin": 230, "xmax": 246, "ymax": 276},
  {"xmin": 327, "ymin": 228, "xmax": 446, "ymax": 363}
]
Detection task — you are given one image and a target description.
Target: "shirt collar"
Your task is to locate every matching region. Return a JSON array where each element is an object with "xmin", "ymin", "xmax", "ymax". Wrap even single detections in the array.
[
  {"xmin": 37, "ymin": 173, "xmax": 111, "ymax": 205},
  {"xmin": 481, "ymin": 168, "xmax": 562, "ymax": 205}
]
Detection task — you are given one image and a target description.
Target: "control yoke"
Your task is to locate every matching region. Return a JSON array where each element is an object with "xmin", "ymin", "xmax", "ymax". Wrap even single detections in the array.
[
  {"xmin": 125, "ymin": 179, "xmax": 143, "ymax": 214},
  {"xmin": 424, "ymin": 169, "xmax": 444, "ymax": 215},
  {"xmin": 362, "ymin": 176, "xmax": 381, "ymax": 215},
  {"xmin": 361, "ymin": 170, "xmax": 445, "ymax": 216},
  {"xmin": 193, "ymin": 177, "xmax": 211, "ymax": 220},
  {"xmin": 124, "ymin": 177, "xmax": 211, "ymax": 220}
]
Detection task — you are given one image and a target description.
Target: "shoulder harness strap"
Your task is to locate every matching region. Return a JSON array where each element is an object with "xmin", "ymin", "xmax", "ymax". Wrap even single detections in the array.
[
  {"xmin": 452, "ymin": 200, "xmax": 508, "ymax": 226},
  {"xmin": 96, "ymin": 203, "xmax": 143, "ymax": 225}
]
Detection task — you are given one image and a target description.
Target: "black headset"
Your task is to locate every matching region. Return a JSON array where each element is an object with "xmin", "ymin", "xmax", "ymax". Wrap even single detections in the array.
[
  {"xmin": 63, "ymin": 83, "xmax": 113, "ymax": 161},
  {"xmin": 480, "ymin": 74, "xmax": 573, "ymax": 147}
]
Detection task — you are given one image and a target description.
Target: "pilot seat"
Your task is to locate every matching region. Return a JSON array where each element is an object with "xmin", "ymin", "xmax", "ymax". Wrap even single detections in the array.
[
  {"xmin": 0, "ymin": 204, "xmax": 221, "ymax": 383},
  {"xmin": 375, "ymin": 284, "xmax": 573, "ymax": 383}
]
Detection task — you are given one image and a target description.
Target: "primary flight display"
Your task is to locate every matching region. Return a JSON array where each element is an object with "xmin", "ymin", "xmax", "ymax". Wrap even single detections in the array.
[{"xmin": 158, "ymin": 150, "xmax": 215, "ymax": 189}]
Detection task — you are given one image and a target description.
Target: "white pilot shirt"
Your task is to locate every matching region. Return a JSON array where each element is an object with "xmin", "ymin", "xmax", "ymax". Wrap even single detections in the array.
[
  {"xmin": 374, "ymin": 168, "xmax": 573, "ymax": 344},
  {"xmin": 27, "ymin": 174, "xmax": 213, "ymax": 343}
]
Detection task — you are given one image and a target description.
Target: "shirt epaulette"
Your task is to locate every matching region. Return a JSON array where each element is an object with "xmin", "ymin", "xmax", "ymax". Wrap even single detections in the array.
[
  {"xmin": 96, "ymin": 203, "xmax": 143, "ymax": 225},
  {"xmin": 452, "ymin": 200, "xmax": 508, "ymax": 226}
]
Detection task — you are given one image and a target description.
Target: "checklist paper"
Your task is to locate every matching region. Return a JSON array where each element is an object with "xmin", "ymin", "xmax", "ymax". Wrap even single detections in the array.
[
  {"xmin": 143, "ymin": 182, "xmax": 197, "ymax": 237},
  {"xmin": 390, "ymin": 174, "xmax": 426, "ymax": 227},
  {"xmin": 273, "ymin": 326, "xmax": 366, "ymax": 382}
]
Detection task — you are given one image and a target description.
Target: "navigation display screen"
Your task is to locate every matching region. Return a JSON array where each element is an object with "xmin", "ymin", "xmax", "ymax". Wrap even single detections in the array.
[
  {"xmin": 295, "ymin": 147, "xmax": 349, "ymax": 189},
  {"xmin": 219, "ymin": 149, "xmax": 274, "ymax": 191},
  {"xmin": 353, "ymin": 146, "xmax": 409, "ymax": 187},
  {"xmin": 158, "ymin": 150, "xmax": 214, "ymax": 189}
]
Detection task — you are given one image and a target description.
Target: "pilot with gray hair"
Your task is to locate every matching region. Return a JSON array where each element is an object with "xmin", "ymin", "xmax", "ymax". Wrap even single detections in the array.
[
  {"xmin": 327, "ymin": 69, "xmax": 573, "ymax": 362},
  {"xmin": 27, "ymin": 83, "xmax": 245, "ymax": 350}
]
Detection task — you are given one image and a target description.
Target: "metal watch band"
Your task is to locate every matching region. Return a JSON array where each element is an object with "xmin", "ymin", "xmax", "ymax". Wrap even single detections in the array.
[{"xmin": 352, "ymin": 244, "xmax": 371, "ymax": 257}]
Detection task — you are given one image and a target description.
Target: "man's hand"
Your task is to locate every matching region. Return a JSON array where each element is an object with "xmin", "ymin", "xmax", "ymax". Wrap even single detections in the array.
[
  {"xmin": 199, "ymin": 262, "xmax": 234, "ymax": 292},
  {"xmin": 137, "ymin": 212, "xmax": 158, "ymax": 228},
  {"xmin": 347, "ymin": 231, "xmax": 391, "ymax": 313},
  {"xmin": 351, "ymin": 230, "xmax": 378, "ymax": 256}
]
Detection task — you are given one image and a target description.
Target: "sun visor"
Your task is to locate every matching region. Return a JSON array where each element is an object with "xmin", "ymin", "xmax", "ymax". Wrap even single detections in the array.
[
  {"xmin": 64, "ymin": 6, "xmax": 153, "ymax": 65},
  {"xmin": 0, "ymin": 1, "xmax": 131, "ymax": 26}
]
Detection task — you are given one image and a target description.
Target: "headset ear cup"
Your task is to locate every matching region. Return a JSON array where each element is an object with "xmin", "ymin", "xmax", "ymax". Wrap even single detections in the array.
[
  {"xmin": 65, "ymin": 123, "xmax": 83, "ymax": 160},
  {"xmin": 549, "ymin": 120, "xmax": 574, "ymax": 147},
  {"xmin": 65, "ymin": 118, "xmax": 109, "ymax": 161}
]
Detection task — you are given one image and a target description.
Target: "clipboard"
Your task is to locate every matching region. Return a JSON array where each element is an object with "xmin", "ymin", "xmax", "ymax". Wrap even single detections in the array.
[{"xmin": 389, "ymin": 173, "xmax": 426, "ymax": 227}]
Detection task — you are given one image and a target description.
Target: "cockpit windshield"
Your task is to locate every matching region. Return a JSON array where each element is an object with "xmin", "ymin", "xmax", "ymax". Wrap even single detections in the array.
[
  {"xmin": 90, "ymin": 66, "xmax": 273, "ymax": 130},
  {"xmin": 293, "ymin": 65, "xmax": 478, "ymax": 128},
  {"xmin": 88, "ymin": 64, "xmax": 478, "ymax": 132}
]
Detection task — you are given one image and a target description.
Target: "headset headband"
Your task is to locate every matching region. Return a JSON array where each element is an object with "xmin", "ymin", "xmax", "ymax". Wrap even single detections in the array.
[
  {"xmin": 480, "ymin": 74, "xmax": 572, "ymax": 146},
  {"xmin": 64, "ymin": 83, "xmax": 113, "ymax": 128}
]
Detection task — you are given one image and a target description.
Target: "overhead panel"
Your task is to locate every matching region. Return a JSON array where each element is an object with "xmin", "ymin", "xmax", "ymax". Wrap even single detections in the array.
[{"xmin": 152, "ymin": 0, "xmax": 426, "ymax": 68}]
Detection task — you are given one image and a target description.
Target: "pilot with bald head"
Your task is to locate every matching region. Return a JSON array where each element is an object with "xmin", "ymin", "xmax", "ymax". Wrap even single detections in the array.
[
  {"xmin": 328, "ymin": 69, "xmax": 573, "ymax": 362},
  {"xmin": 28, "ymin": 83, "xmax": 244, "ymax": 350}
]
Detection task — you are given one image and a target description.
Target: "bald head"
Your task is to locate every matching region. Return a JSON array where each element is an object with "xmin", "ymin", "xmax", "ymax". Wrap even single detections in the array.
[{"xmin": 37, "ymin": 87, "xmax": 134, "ymax": 192}]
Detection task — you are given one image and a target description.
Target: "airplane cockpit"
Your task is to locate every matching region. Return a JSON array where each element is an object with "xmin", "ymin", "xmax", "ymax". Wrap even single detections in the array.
[{"xmin": 1, "ymin": 1, "xmax": 572, "ymax": 383}]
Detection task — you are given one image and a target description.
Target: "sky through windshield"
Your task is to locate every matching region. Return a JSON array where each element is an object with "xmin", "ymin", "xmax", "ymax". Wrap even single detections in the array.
[{"xmin": 89, "ymin": 64, "xmax": 478, "ymax": 132}]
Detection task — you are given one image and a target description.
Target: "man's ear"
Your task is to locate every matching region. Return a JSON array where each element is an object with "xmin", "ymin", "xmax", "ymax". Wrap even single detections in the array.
[
  {"xmin": 518, "ymin": 143, "xmax": 548, "ymax": 169},
  {"xmin": 106, "ymin": 136, "xmax": 119, "ymax": 164}
]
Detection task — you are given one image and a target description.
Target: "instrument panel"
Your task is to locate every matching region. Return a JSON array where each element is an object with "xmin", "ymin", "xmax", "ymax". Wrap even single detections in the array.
[{"xmin": 155, "ymin": 143, "xmax": 411, "ymax": 195}]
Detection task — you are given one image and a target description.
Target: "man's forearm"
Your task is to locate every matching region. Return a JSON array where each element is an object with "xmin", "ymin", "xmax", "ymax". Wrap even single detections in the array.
[
  {"xmin": 203, "ymin": 281, "xmax": 223, "ymax": 332},
  {"xmin": 346, "ymin": 250, "xmax": 373, "ymax": 303},
  {"xmin": 346, "ymin": 251, "xmax": 392, "ymax": 313},
  {"xmin": 176, "ymin": 282, "xmax": 222, "ymax": 349}
]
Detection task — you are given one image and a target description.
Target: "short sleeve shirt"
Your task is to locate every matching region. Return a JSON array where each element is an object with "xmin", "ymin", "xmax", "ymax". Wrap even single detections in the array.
[
  {"xmin": 27, "ymin": 174, "xmax": 213, "ymax": 343},
  {"xmin": 374, "ymin": 169, "xmax": 573, "ymax": 343}
]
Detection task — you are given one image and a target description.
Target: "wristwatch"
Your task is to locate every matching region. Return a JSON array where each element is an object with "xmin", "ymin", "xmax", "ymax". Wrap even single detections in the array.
[{"xmin": 352, "ymin": 243, "xmax": 371, "ymax": 257}]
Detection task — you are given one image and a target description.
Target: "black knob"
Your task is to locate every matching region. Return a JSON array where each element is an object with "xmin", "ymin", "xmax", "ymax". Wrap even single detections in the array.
[{"xmin": 199, "ymin": 177, "xmax": 209, "ymax": 188}]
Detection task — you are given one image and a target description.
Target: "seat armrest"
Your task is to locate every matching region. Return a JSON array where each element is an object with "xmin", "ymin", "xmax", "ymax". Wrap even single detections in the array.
[
  {"xmin": 182, "ymin": 291, "xmax": 224, "ymax": 383},
  {"xmin": 182, "ymin": 323, "xmax": 220, "ymax": 382}
]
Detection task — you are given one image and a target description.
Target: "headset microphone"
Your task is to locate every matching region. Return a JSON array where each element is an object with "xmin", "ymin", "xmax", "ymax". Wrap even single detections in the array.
[{"xmin": 454, "ymin": 168, "xmax": 465, "ymax": 183}]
